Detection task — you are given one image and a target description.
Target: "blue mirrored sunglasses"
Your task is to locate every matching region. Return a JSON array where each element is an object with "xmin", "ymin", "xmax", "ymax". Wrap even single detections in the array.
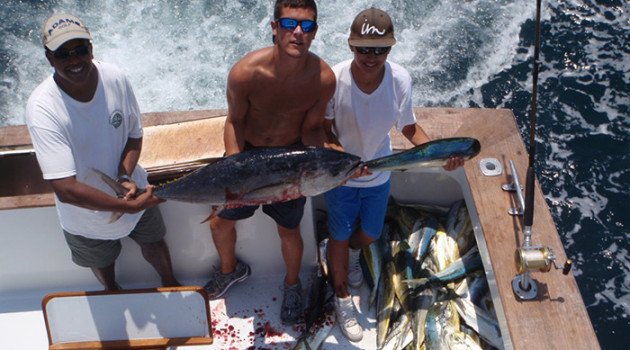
[
  {"xmin": 277, "ymin": 18, "xmax": 317, "ymax": 33},
  {"xmin": 354, "ymin": 46, "xmax": 391, "ymax": 55},
  {"xmin": 49, "ymin": 45, "xmax": 91, "ymax": 60}
]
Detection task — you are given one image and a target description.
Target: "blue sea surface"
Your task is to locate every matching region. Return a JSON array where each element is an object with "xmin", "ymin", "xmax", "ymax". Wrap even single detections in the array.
[{"xmin": 1, "ymin": 0, "xmax": 628, "ymax": 348}]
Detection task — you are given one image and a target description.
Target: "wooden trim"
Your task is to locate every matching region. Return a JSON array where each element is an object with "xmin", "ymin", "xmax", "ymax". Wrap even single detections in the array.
[
  {"xmin": 141, "ymin": 109, "xmax": 227, "ymax": 127},
  {"xmin": 42, "ymin": 286, "xmax": 212, "ymax": 350},
  {"xmin": 48, "ymin": 337, "xmax": 212, "ymax": 350},
  {"xmin": 41, "ymin": 285, "xmax": 209, "ymax": 302},
  {"xmin": 0, "ymin": 193, "xmax": 55, "ymax": 209},
  {"xmin": 0, "ymin": 125, "xmax": 33, "ymax": 149},
  {"xmin": 0, "ymin": 112, "xmax": 229, "ymax": 210},
  {"xmin": 0, "ymin": 110, "xmax": 229, "ymax": 150}
]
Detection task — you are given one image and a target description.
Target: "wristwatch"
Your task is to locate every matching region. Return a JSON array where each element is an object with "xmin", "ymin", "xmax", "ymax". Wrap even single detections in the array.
[{"xmin": 117, "ymin": 174, "xmax": 130, "ymax": 182}]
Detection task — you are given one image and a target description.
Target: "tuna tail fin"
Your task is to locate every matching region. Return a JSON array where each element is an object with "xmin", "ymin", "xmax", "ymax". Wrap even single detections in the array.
[
  {"xmin": 90, "ymin": 168, "xmax": 127, "ymax": 223},
  {"xmin": 200, "ymin": 205, "xmax": 225, "ymax": 224}
]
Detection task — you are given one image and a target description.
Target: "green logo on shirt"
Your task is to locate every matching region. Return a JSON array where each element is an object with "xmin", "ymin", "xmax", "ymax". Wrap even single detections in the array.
[{"xmin": 110, "ymin": 111, "xmax": 123, "ymax": 128}]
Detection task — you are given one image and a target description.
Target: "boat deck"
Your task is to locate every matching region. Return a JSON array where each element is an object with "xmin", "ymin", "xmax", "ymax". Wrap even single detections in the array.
[{"xmin": 0, "ymin": 108, "xmax": 599, "ymax": 349}]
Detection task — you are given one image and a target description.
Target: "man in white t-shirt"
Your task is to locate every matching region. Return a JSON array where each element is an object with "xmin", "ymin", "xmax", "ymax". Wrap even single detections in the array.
[
  {"xmin": 323, "ymin": 8, "xmax": 463, "ymax": 341},
  {"xmin": 25, "ymin": 14, "xmax": 180, "ymax": 290}
]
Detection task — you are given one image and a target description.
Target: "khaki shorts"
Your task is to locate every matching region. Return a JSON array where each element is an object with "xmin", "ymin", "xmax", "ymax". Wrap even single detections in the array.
[{"xmin": 63, "ymin": 206, "xmax": 166, "ymax": 268}]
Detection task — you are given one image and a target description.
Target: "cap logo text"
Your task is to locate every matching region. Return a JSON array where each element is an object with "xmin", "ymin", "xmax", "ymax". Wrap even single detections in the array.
[
  {"xmin": 361, "ymin": 23, "xmax": 386, "ymax": 36},
  {"xmin": 47, "ymin": 19, "xmax": 82, "ymax": 36}
]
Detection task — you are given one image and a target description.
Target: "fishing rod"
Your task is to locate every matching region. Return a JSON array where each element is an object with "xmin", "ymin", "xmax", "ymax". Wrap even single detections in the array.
[
  {"xmin": 523, "ymin": 0, "xmax": 542, "ymax": 230},
  {"xmin": 511, "ymin": 0, "xmax": 572, "ymax": 300}
]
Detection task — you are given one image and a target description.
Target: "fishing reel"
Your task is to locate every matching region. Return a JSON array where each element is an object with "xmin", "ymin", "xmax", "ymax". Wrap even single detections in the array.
[
  {"xmin": 515, "ymin": 245, "xmax": 572, "ymax": 275},
  {"xmin": 512, "ymin": 245, "xmax": 572, "ymax": 300}
]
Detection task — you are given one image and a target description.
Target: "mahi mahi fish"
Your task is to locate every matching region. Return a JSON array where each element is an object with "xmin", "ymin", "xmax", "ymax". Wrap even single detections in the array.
[
  {"xmin": 365, "ymin": 137, "xmax": 481, "ymax": 171},
  {"xmin": 402, "ymin": 247, "xmax": 483, "ymax": 288}
]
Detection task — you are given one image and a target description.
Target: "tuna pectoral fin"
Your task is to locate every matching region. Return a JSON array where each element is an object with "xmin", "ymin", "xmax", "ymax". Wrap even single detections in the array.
[
  {"xmin": 91, "ymin": 168, "xmax": 127, "ymax": 223},
  {"xmin": 90, "ymin": 168, "xmax": 128, "ymax": 197},
  {"xmin": 200, "ymin": 205, "xmax": 225, "ymax": 224}
]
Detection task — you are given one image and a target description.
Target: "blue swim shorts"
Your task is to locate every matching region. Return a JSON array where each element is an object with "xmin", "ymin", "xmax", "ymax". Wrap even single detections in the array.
[{"xmin": 323, "ymin": 179, "xmax": 391, "ymax": 241}]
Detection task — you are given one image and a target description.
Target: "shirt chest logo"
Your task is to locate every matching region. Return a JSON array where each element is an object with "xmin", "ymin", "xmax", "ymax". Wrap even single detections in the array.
[{"xmin": 110, "ymin": 111, "xmax": 123, "ymax": 128}]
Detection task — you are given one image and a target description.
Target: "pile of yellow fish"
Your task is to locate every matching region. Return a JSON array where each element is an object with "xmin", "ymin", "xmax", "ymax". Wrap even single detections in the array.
[
  {"xmin": 297, "ymin": 198, "xmax": 502, "ymax": 349},
  {"xmin": 366, "ymin": 198, "xmax": 502, "ymax": 350}
]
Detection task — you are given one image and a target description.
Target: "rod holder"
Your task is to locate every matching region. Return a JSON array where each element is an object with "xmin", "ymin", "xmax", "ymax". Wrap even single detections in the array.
[{"xmin": 502, "ymin": 160, "xmax": 525, "ymax": 216}]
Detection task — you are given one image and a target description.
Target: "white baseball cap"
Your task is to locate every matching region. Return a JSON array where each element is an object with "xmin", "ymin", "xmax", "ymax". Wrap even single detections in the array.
[{"xmin": 42, "ymin": 14, "xmax": 92, "ymax": 51}]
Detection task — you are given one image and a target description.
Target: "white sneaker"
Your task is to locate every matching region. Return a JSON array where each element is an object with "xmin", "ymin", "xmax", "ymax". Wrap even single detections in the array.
[
  {"xmin": 334, "ymin": 295, "xmax": 363, "ymax": 342},
  {"xmin": 347, "ymin": 248, "xmax": 363, "ymax": 289}
]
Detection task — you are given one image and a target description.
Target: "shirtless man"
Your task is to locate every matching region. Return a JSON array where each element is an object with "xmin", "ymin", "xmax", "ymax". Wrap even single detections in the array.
[{"xmin": 204, "ymin": 0, "xmax": 335, "ymax": 325}]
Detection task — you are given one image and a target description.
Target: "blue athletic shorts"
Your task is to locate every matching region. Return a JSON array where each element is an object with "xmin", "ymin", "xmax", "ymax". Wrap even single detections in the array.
[
  {"xmin": 324, "ymin": 179, "xmax": 391, "ymax": 241},
  {"xmin": 218, "ymin": 197, "xmax": 307, "ymax": 229}
]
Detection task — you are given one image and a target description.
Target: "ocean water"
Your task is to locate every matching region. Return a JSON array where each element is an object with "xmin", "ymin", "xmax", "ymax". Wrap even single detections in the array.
[{"xmin": 1, "ymin": 0, "xmax": 628, "ymax": 348}]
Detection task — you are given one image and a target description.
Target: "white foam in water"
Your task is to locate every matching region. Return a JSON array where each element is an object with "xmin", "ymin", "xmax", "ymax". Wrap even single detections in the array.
[
  {"xmin": 594, "ymin": 242, "xmax": 630, "ymax": 318},
  {"xmin": 1, "ymin": 0, "xmax": 532, "ymax": 126},
  {"xmin": 394, "ymin": 0, "xmax": 535, "ymax": 107}
]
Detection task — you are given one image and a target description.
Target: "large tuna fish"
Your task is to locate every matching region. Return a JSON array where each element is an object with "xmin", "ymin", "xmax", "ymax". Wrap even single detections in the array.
[
  {"xmin": 98, "ymin": 146, "xmax": 361, "ymax": 205},
  {"xmin": 155, "ymin": 146, "xmax": 361, "ymax": 204}
]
